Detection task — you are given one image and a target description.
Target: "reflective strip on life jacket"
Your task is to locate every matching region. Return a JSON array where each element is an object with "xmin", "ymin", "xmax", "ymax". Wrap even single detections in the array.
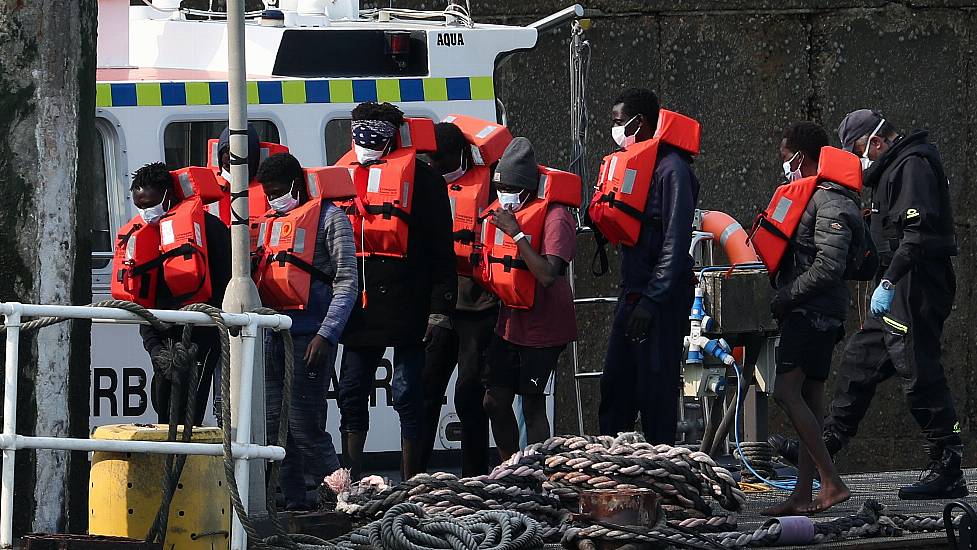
[
  {"xmin": 474, "ymin": 166, "xmax": 581, "ymax": 310},
  {"xmin": 111, "ymin": 219, "xmax": 162, "ymax": 308},
  {"xmin": 588, "ymin": 110, "xmax": 701, "ymax": 247},
  {"xmin": 748, "ymin": 146, "xmax": 862, "ymax": 275},
  {"xmin": 253, "ymin": 198, "xmax": 327, "ymax": 311},
  {"xmin": 159, "ymin": 197, "xmax": 212, "ymax": 305},
  {"xmin": 111, "ymin": 197, "xmax": 213, "ymax": 307},
  {"xmin": 338, "ymin": 147, "xmax": 416, "ymax": 258},
  {"xmin": 442, "ymin": 114, "xmax": 513, "ymax": 166},
  {"xmin": 448, "ymin": 165, "xmax": 492, "ymax": 276}
]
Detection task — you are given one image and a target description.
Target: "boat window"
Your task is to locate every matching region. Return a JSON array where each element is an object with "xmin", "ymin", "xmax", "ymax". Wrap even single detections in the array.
[
  {"xmin": 324, "ymin": 118, "xmax": 352, "ymax": 165},
  {"xmin": 92, "ymin": 128, "xmax": 112, "ymax": 270},
  {"xmin": 163, "ymin": 120, "xmax": 280, "ymax": 169}
]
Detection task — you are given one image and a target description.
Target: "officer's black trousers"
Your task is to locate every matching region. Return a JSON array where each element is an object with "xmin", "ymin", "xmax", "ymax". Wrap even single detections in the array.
[{"xmin": 824, "ymin": 258, "xmax": 961, "ymax": 453}]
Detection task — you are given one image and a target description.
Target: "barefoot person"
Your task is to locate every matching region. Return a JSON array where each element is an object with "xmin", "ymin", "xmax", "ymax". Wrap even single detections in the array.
[{"xmin": 761, "ymin": 122, "xmax": 864, "ymax": 515}]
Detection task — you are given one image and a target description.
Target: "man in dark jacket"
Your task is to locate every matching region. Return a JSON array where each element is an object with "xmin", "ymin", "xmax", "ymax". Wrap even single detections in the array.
[
  {"xmin": 597, "ymin": 89, "xmax": 700, "ymax": 445},
  {"xmin": 418, "ymin": 122, "xmax": 498, "ymax": 476},
  {"xmin": 338, "ymin": 102, "xmax": 457, "ymax": 480},
  {"xmin": 773, "ymin": 110, "xmax": 965, "ymax": 500},
  {"xmin": 132, "ymin": 162, "xmax": 231, "ymax": 426},
  {"xmin": 765, "ymin": 122, "xmax": 860, "ymax": 516}
]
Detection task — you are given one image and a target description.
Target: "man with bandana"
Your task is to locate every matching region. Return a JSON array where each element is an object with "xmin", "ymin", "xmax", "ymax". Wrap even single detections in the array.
[
  {"xmin": 772, "ymin": 110, "xmax": 964, "ymax": 500},
  {"xmin": 337, "ymin": 102, "xmax": 457, "ymax": 481}
]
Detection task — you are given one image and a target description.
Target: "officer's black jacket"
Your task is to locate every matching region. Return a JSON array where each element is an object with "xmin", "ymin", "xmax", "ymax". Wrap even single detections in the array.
[{"xmin": 863, "ymin": 131, "xmax": 957, "ymax": 283}]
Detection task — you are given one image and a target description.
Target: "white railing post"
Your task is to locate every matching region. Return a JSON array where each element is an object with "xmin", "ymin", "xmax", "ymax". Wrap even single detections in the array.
[
  {"xmin": 1, "ymin": 303, "xmax": 22, "ymax": 549},
  {"xmin": 231, "ymin": 313, "xmax": 260, "ymax": 550}
]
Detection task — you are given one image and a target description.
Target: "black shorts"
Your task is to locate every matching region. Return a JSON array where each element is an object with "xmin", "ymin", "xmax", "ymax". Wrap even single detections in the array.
[
  {"xmin": 484, "ymin": 335, "xmax": 565, "ymax": 396},
  {"xmin": 776, "ymin": 312, "xmax": 844, "ymax": 382}
]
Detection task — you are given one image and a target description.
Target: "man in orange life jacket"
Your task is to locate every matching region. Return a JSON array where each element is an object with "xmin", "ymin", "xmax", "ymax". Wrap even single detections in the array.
[
  {"xmin": 338, "ymin": 102, "xmax": 457, "ymax": 480},
  {"xmin": 763, "ymin": 122, "xmax": 861, "ymax": 516},
  {"xmin": 773, "ymin": 111, "xmax": 965, "ymax": 500},
  {"xmin": 132, "ymin": 162, "xmax": 231, "ymax": 425},
  {"xmin": 482, "ymin": 137, "xmax": 577, "ymax": 461},
  {"xmin": 596, "ymin": 89, "xmax": 699, "ymax": 445},
  {"xmin": 418, "ymin": 122, "xmax": 498, "ymax": 476},
  {"xmin": 256, "ymin": 153, "xmax": 358, "ymax": 511}
]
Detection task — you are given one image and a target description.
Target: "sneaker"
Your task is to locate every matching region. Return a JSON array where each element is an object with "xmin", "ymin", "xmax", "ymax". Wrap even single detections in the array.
[
  {"xmin": 899, "ymin": 446, "xmax": 969, "ymax": 500},
  {"xmin": 768, "ymin": 433, "xmax": 842, "ymax": 467},
  {"xmin": 768, "ymin": 434, "xmax": 800, "ymax": 466}
]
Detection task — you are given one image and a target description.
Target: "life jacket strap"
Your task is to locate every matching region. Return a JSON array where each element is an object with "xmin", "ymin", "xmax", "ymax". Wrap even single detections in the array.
[
  {"xmin": 452, "ymin": 229, "xmax": 478, "ymax": 243},
  {"xmin": 270, "ymin": 251, "xmax": 334, "ymax": 284}
]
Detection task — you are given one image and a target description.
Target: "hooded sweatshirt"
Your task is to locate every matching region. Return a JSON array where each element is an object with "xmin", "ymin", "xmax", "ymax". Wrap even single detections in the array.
[{"xmin": 217, "ymin": 123, "xmax": 262, "ymax": 181}]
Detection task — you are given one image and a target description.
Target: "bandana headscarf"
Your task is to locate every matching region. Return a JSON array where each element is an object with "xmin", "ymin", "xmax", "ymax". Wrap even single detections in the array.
[{"xmin": 351, "ymin": 120, "xmax": 398, "ymax": 148}]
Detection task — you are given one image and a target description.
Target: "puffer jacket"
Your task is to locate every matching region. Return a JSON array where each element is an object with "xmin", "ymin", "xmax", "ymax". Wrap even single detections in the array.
[{"xmin": 775, "ymin": 181, "xmax": 863, "ymax": 320}]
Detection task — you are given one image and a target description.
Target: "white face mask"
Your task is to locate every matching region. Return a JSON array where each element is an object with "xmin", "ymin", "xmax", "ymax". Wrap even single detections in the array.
[
  {"xmin": 612, "ymin": 115, "xmax": 641, "ymax": 148},
  {"xmin": 137, "ymin": 191, "xmax": 168, "ymax": 225},
  {"xmin": 354, "ymin": 143, "xmax": 386, "ymax": 165},
  {"xmin": 782, "ymin": 151, "xmax": 803, "ymax": 182},
  {"xmin": 442, "ymin": 152, "xmax": 467, "ymax": 183},
  {"xmin": 860, "ymin": 118, "xmax": 886, "ymax": 171},
  {"xmin": 498, "ymin": 190, "xmax": 525, "ymax": 212},
  {"xmin": 268, "ymin": 183, "xmax": 299, "ymax": 213},
  {"xmin": 220, "ymin": 168, "xmax": 232, "ymax": 182}
]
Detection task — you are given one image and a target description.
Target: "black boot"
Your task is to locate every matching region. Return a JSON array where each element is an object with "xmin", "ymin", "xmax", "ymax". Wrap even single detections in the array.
[
  {"xmin": 342, "ymin": 431, "xmax": 367, "ymax": 482},
  {"xmin": 768, "ymin": 432, "xmax": 842, "ymax": 467},
  {"xmin": 899, "ymin": 445, "xmax": 968, "ymax": 500}
]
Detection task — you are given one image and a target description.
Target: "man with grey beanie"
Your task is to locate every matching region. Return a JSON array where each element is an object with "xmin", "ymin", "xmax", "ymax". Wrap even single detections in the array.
[
  {"xmin": 772, "ymin": 109, "xmax": 963, "ymax": 500},
  {"xmin": 481, "ymin": 137, "xmax": 577, "ymax": 461}
]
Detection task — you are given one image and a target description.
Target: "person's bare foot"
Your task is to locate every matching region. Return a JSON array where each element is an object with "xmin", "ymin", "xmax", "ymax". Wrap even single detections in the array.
[
  {"xmin": 762, "ymin": 496, "xmax": 811, "ymax": 516},
  {"xmin": 799, "ymin": 482, "xmax": 851, "ymax": 515}
]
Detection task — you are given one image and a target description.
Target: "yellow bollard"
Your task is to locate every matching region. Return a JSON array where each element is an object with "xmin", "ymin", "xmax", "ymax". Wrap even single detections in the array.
[{"xmin": 89, "ymin": 424, "xmax": 229, "ymax": 550}]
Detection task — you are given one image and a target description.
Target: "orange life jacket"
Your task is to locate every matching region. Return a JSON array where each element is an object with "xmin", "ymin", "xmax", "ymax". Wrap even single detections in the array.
[
  {"xmin": 205, "ymin": 138, "xmax": 290, "ymax": 230},
  {"xmin": 337, "ymin": 117, "xmax": 436, "ymax": 258},
  {"xmin": 749, "ymin": 146, "xmax": 863, "ymax": 275},
  {"xmin": 441, "ymin": 114, "xmax": 513, "ymax": 276},
  {"xmin": 474, "ymin": 166, "xmax": 582, "ymax": 310},
  {"xmin": 588, "ymin": 110, "xmax": 701, "ymax": 246},
  {"xmin": 112, "ymin": 167, "xmax": 221, "ymax": 307},
  {"xmin": 253, "ymin": 167, "xmax": 356, "ymax": 311},
  {"xmin": 111, "ymin": 218, "xmax": 162, "ymax": 307}
]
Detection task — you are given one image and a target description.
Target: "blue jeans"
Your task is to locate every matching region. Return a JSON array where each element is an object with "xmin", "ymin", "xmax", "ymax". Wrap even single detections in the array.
[
  {"xmin": 266, "ymin": 332, "xmax": 341, "ymax": 509},
  {"xmin": 339, "ymin": 344, "xmax": 425, "ymax": 440}
]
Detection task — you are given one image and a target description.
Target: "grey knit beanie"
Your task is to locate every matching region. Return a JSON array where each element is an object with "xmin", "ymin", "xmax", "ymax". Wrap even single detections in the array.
[{"xmin": 493, "ymin": 137, "xmax": 539, "ymax": 192}]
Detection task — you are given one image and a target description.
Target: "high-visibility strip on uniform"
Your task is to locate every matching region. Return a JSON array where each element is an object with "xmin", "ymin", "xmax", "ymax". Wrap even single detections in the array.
[{"xmin": 95, "ymin": 76, "xmax": 495, "ymax": 107}]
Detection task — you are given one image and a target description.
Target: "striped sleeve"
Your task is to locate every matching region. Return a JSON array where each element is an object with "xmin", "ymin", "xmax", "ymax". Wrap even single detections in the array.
[{"xmin": 317, "ymin": 205, "xmax": 358, "ymax": 344}]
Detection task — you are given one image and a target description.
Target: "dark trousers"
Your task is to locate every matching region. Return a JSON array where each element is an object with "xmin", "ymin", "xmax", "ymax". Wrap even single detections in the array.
[
  {"xmin": 824, "ymin": 259, "xmax": 961, "ymax": 453},
  {"xmin": 420, "ymin": 308, "xmax": 497, "ymax": 476},
  {"xmin": 598, "ymin": 287, "xmax": 691, "ymax": 445},
  {"xmin": 339, "ymin": 344, "xmax": 425, "ymax": 440},
  {"xmin": 266, "ymin": 332, "xmax": 341, "ymax": 508},
  {"xmin": 152, "ymin": 327, "xmax": 220, "ymax": 426}
]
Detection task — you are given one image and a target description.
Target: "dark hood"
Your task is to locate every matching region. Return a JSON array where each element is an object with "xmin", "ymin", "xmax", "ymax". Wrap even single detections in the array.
[
  {"xmin": 218, "ymin": 123, "xmax": 262, "ymax": 181},
  {"xmin": 863, "ymin": 130, "xmax": 940, "ymax": 188}
]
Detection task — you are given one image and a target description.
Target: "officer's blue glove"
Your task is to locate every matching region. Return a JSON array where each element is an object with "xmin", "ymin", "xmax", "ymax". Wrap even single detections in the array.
[{"xmin": 870, "ymin": 280, "xmax": 895, "ymax": 316}]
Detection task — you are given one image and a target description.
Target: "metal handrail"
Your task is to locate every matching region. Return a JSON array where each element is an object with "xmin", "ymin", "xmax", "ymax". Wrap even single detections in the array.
[{"xmin": 0, "ymin": 301, "xmax": 290, "ymax": 548}]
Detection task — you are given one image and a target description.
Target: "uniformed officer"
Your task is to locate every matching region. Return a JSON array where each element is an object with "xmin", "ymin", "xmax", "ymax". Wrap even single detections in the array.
[{"xmin": 773, "ymin": 110, "xmax": 964, "ymax": 500}]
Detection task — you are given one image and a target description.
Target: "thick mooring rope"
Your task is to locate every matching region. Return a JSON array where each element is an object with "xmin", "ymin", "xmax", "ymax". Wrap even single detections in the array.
[{"xmin": 337, "ymin": 433, "xmax": 744, "ymax": 541}]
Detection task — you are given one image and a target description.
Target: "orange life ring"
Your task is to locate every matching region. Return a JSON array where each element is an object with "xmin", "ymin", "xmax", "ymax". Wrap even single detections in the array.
[{"xmin": 700, "ymin": 210, "xmax": 759, "ymax": 265}]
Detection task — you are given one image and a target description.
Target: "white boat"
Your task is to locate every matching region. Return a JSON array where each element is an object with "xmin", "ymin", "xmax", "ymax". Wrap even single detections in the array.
[{"xmin": 91, "ymin": 0, "xmax": 579, "ymax": 454}]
